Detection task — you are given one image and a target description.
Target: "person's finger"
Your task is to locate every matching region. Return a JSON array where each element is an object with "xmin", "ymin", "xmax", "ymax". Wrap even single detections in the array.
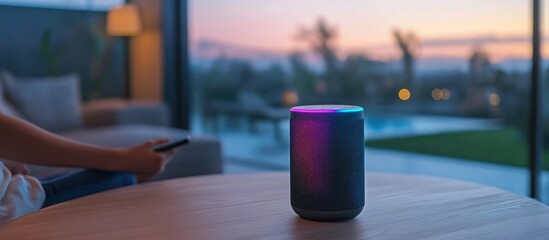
[
  {"xmin": 161, "ymin": 150, "xmax": 176, "ymax": 163},
  {"xmin": 22, "ymin": 165, "xmax": 30, "ymax": 175}
]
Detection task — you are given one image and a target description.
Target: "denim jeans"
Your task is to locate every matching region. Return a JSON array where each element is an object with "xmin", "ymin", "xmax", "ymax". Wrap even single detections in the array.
[{"xmin": 40, "ymin": 170, "xmax": 137, "ymax": 208}]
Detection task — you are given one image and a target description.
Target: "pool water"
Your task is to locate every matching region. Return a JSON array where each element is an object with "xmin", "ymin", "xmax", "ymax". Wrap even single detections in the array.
[{"xmin": 364, "ymin": 114, "xmax": 500, "ymax": 139}]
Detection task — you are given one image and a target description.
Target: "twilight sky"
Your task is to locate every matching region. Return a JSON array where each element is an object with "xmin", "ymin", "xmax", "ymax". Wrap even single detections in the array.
[
  {"xmin": 0, "ymin": 0, "xmax": 536, "ymax": 62},
  {"xmin": 191, "ymin": 0, "xmax": 538, "ymax": 61}
]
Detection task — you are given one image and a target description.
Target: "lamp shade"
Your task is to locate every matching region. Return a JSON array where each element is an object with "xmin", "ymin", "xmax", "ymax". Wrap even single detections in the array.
[{"xmin": 107, "ymin": 3, "xmax": 142, "ymax": 36}]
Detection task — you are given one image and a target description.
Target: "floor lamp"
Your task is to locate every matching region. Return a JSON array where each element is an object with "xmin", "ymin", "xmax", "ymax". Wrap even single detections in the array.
[{"xmin": 107, "ymin": 3, "xmax": 142, "ymax": 98}]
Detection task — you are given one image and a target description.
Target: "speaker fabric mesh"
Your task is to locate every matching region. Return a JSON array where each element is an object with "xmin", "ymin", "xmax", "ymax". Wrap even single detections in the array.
[{"xmin": 290, "ymin": 117, "xmax": 364, "ymax": 212}]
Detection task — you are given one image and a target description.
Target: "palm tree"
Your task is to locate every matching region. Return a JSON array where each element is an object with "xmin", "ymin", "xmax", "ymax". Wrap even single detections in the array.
[
  {"xmin": 393, "ymin": 29, "xmax": 418, "ymax": 89},
  {"xmin": 468, "ymin": 47, "xmax": 491, "ymax": 83},
  {"xmin": 297, "ymin": 18, "xmax": 339, "ymax": 95}
]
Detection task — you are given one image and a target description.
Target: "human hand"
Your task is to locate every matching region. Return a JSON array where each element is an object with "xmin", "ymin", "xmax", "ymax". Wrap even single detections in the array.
[
  {"xmin": 1, "ymin": 159, "xmax": 30, "ymax": 175},
  {"xmin": 116, "ymin": 139, "xmax": 175, "ymax": 181}
]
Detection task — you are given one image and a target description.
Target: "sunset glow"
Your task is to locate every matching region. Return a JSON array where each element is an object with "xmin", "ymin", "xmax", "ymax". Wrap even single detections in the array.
[{"xmin": 191, "ymin": 0, "xmax": 543, "ymax": 62}]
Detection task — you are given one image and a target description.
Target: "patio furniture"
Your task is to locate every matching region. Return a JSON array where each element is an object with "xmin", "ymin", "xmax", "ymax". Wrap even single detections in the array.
[
  {"xmin": 238, "ymin": 91, "xmax": 288, "ymax": 140},
  {"xmin": 204, "ymin": 91, "xmax": 288, "ymax": 141},
  {"xmin": 2, "ymin": 172, "xmax": 548, "ymax": 239}
]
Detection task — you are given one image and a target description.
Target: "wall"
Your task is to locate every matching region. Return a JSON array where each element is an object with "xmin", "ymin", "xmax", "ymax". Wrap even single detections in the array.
[{"xmin": 0, "ymin": 5, "xmax": 127, "ymax": 100}]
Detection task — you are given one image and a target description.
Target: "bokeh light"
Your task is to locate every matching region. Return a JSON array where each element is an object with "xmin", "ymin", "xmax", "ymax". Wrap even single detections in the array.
[
  {"xmin": 489, "ymin": 93, "xmax": 501, "ymax": 106},
  {"xmin": 431, "ymin": 88, "xmax": 442, "ymax": 100},
  {"xmin": 399, "ymin": 88, "xmax": 411, "ymax": 101},
  {"xmin": 282, "ymin": 90, "xmax": 299, "ymax": 107},
  {"xmin": 441, "ymin": 88, "xmax": 451, "ymax": 100}
]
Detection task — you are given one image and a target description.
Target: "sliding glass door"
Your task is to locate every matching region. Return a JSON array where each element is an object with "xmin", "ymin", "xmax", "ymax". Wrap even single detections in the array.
[{"xmin": 188, "ymin": 0, "xmax": 546, "ymax": 202}]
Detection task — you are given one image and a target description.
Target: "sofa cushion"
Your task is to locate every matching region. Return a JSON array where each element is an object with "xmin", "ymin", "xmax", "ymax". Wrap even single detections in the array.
[
  {"xmin": 82, "ymin": 98, "xmax": 171, "ymax": 128},
  {"xmin": 0, "ymin": 71, "xmax": 83, "ymax": 132},
  {"xmin": 0, "ymin": 72, "xmax": 23, "ymax": 118}
]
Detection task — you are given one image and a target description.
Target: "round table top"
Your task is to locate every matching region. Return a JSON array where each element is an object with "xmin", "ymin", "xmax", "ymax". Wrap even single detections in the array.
[{"xmin": 2, "ymin": 172, "xmax": 549, "ymax": 239}]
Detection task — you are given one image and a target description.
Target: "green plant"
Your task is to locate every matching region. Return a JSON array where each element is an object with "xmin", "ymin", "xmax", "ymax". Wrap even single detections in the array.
[{"xmin": 40, "ymin": 29, "xmax": 60, "ymax": 75}]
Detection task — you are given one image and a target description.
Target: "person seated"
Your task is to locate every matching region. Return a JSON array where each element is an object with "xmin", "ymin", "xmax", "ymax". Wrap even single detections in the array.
[{"xmin": 0, "ymin": 114, "xmax": 175, "ymax": 225}]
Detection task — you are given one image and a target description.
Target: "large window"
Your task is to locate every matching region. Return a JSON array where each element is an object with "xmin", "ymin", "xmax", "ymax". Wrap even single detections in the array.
[{"xmin": 190, "ymin": 1, "xmax": 542, "ymax": 202}]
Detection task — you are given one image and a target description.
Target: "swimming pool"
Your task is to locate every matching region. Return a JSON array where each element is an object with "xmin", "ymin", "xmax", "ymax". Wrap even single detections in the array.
[
  {"xmin": 193, "ymin": 113, "xmax": 501, "ymax": 140},
  {"xmin": 364, "ymin": 114, "xmax": 501, "ymax": 139}
]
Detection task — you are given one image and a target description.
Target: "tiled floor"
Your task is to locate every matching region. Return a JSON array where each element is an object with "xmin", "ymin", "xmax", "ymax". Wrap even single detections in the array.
[
  {"xmin": 223, "ymin": 148, "xmax": 549, "ymax": 203},
  {"xmin": 224, "ymin": 162, "xmax": 271, "ymax": 174}
]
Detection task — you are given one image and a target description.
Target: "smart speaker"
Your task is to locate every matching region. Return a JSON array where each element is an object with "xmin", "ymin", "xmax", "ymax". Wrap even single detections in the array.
[{"xmin": 290, "ymin": 105, "xmax": 365, "ymax": 221}]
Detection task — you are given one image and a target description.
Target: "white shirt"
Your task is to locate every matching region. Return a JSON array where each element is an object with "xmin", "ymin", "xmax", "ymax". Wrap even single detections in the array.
[{"xmin": 0, "ymin": 162, "xmax": 45, "ymax": 225}]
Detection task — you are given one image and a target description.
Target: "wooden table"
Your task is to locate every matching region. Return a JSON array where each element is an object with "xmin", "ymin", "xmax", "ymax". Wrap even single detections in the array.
[{"xmin": 3, "ymin": 172, "xmax": 549, "ymax": 239}]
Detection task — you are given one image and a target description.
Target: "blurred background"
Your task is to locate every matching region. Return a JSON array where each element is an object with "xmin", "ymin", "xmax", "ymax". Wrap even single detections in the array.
[
  {"xmin": 189, "ymin": 0, "xmax": 547, "ymax": 202},
  {"xmin": 1, "ymin": 0, "xmax": 548, "ymax": 203}
]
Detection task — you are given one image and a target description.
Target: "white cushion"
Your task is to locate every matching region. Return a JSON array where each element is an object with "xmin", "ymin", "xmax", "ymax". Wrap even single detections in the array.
[
  {"xmin": 0, "ymin": 71, "xmax": 83, "ymax": 132},
  {"xmin": 0, "ymin": 72, "xmax": 23, "ymax": 119}
]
